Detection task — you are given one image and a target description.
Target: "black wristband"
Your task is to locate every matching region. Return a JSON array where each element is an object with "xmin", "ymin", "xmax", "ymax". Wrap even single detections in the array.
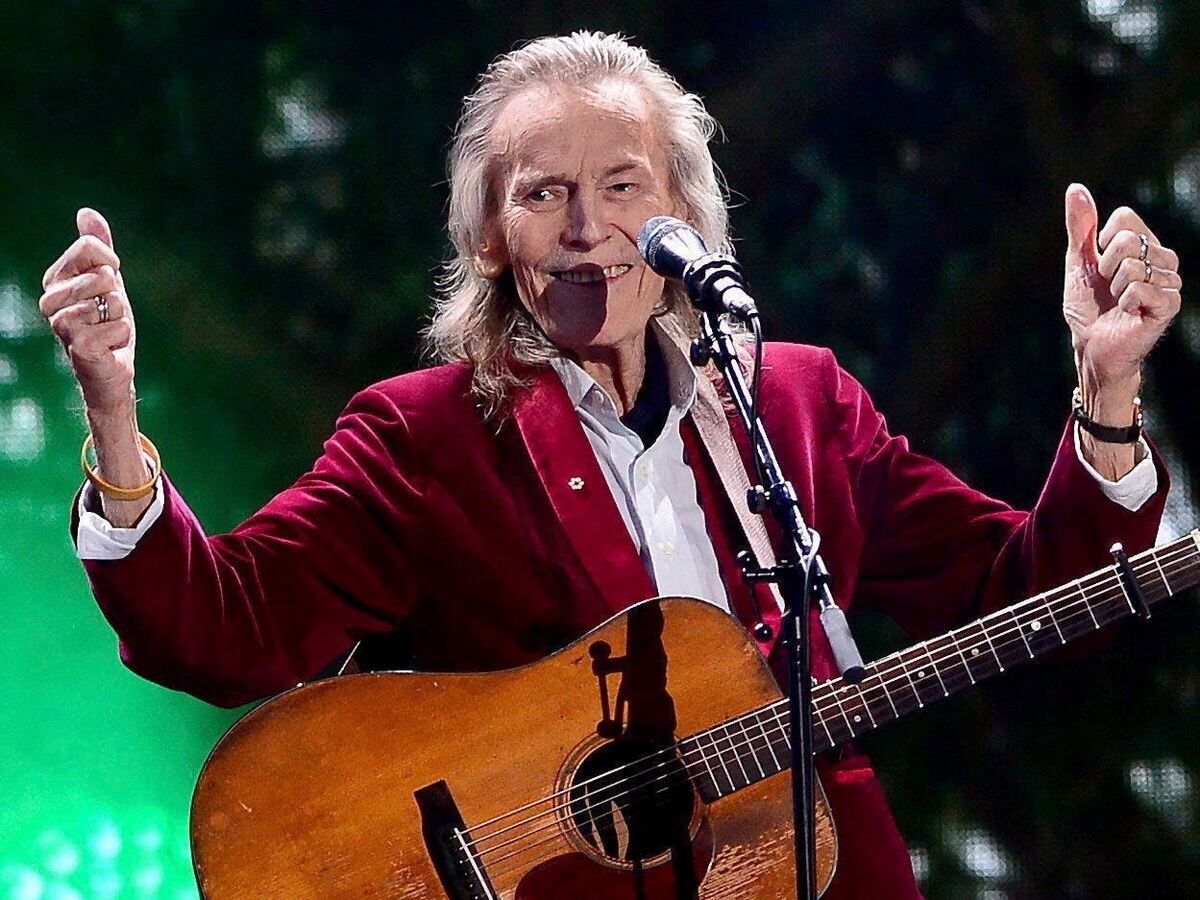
[{"xmin": 1072, "ymin": 387, "xmax": 1143, "ymax": 444}]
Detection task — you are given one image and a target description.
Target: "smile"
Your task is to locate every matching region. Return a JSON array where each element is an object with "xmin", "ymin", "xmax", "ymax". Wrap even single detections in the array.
[{"xmin": 550, "ymin": 264, "xmax": 633, "ymax": 284}]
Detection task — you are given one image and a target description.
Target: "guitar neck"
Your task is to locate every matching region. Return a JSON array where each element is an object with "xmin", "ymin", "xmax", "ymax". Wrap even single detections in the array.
[{"xmin": 678, "ymin": 531, "xmax": 1200, "ymax": 802}]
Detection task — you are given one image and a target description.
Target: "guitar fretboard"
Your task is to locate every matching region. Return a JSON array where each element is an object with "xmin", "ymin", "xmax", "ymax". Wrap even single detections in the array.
[{"xmin": 677, "ymin": 532, "xmax": 1200, "ymax": 801}]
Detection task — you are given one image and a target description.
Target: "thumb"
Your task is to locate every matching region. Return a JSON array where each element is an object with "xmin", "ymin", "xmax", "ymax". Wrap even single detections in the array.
[
  {"xmin": 1064, "ymin": 183, "xmax": 1099, "ymax": 267},
  {"xmin": 76, "ymin": 207, "xmax": 115, "ymax": 250}
]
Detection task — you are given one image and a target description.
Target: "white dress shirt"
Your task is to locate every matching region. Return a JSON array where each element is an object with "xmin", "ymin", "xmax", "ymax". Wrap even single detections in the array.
[{"xmin": 75, "ymin": 342, "xmax": 1160, "ymax": 609}]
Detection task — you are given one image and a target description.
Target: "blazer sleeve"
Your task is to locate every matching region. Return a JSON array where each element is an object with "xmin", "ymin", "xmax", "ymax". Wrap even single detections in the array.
[
  {"xmin": 826, "ymin": 352, "xmax": 1170, "ymax": 640},
  {"xmin": 72, "ymin": 385, "xmax": 427, "ymax": 707}
]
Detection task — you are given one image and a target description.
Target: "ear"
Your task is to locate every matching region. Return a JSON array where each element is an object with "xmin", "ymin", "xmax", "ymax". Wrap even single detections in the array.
[{"xmin": 472, "ymin": 219, "xmax": 508, "ymax": 280}]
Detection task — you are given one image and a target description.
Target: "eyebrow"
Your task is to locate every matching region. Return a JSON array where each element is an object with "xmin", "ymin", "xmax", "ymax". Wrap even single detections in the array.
[{"xmin": 510, "ymin": 160, "xmax": 650, "ymax": 194}]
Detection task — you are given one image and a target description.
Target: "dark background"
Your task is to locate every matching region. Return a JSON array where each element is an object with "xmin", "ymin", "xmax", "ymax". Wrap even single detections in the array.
[{"xmin": 2, "ymin": 1, "xmax": 1198, "ymax": 897}]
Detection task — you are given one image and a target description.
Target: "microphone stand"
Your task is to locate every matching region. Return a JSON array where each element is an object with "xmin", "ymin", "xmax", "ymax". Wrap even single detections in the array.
[{"xmin": 690, "ymin": 309, "xmax": 865, "ymax": 900}]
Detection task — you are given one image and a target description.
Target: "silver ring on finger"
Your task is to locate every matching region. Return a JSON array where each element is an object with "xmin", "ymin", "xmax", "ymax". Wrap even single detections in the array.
[
  {"xmin": 1144, "ymin": 260, "xmax": 1154, "ymax": 284},
  {"xmin": 95, "ymin": 295, "xmax": 109, "ymax": 324},
  {"xmin": 1138, "ymin": 233, "xmax": 1150, "ymax": 262}
]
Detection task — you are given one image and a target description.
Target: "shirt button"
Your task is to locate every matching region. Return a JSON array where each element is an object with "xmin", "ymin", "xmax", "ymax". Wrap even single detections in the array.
[
  {"xmin": 637, "ymin": 462, "xmax": 652, "ymax": 483},
  {"xmin": 660, "ymin": 541, "xmax": 677, "ymax": 558}
]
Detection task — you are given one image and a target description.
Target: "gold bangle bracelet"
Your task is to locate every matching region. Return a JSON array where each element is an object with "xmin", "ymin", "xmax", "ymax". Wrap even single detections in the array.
[{"xmin": 81, "ymin": 432, "xmax": 161, "ymax": 501}]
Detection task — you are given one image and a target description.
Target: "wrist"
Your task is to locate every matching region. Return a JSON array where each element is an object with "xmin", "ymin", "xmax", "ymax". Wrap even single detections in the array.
[{"xmin": 1075, "ymin": 365, "xmax": 1141, "ymax": 428}]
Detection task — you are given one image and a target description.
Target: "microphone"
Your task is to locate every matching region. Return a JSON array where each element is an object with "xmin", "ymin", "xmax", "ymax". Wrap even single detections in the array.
[{"xmin": 637, "ymin": 216, "xmax": 759, "ymax": 320}]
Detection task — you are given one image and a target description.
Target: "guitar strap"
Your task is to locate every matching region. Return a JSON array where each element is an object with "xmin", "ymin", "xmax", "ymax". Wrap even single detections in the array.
[{"xmin": 660, "ymin": 319, "xmax": 787, "ymax": 617}]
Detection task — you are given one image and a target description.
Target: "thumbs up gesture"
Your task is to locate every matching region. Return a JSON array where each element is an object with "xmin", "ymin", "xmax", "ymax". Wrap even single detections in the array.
[
  {"xmin": 39, "ymin": 208, "xmax": 137, "ymax": 416},
  {"xmin": 1062, "ymin": 184, "xmax": 1182, "ymax": 421}
]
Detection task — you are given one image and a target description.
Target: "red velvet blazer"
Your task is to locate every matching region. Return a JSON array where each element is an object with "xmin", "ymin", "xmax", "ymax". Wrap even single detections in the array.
[{"xmin": 75, "ymin": 343, "xmax": 1167, "ymax": 898}]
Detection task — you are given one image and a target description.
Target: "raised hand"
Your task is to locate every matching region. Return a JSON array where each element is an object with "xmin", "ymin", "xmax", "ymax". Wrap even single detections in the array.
[
  {"xmin": 40, "ymin": 208, "xmax": 137, "ymax": 416},
  {"xmin": 1063, "ymin": 183, "xmax": 1182, "ymax": 404},
  {"xmin": 40, "ymin": 208, "xmax": 151, "ymax": 525}
]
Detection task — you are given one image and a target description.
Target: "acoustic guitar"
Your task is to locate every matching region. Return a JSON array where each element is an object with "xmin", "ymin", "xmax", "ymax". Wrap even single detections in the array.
[{"xmin": 191, "ymin": 531, "xmax": 1200, "ymax": 898}]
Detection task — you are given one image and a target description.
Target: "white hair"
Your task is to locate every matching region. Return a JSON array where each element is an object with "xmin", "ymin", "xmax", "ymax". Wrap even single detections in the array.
[{"xmin": 425, "ymin": 31, "xmax": 731, "ymax": 417}]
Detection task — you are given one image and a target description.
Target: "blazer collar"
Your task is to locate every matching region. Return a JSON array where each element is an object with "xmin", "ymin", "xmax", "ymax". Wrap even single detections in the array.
[{"xmin": 509, "ymin": 365, "xmax": 656, "ymax": 612}]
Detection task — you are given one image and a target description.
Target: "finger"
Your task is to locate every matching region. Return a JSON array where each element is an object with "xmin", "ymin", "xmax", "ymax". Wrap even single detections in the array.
[
  {"xmin": 1064, "ymin": 183, "xmax": 1100, "ymax": 267},
  {"xmin": 1116, "ymin": 281, "xmax": 1182, "ymax": 320},
  {"xmin": 42, "ymin": 234, "xmax": 121, "ymax": 290},
  {"xmin": 38, "ymin": 265, "xmax": 120, "ymax": 318},
  {"xmin": 1098, "ymin": 230, "xmax": 1180, "ymax": 279},
  {"xmin": 1109, "ymin": 257, "xmax": 1182, "ymax": 299},
  {"xmin": 47, "ymin": 297, "xmax": 114, "ymax": 344},
  {"xmin": 65, "ymin": 317, "xmax": 134, "ymax": 361},
  {"xmin": 1098, "ymin": 205, "xmax": 1160, "ymax": 251},
  {"xmin": 77, "ymin": 207, "xmax": 115, "ymax": 250}
]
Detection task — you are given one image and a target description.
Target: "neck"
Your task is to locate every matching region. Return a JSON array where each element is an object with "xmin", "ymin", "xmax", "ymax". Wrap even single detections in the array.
[{"xmin": 572, "ymin": 331, "xmax": 650, "ymax": 416}]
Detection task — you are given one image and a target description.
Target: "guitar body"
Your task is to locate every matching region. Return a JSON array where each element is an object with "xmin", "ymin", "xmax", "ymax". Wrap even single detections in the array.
[{"xmin": 191, "ymin": 597, "xmax": 837, "ymax": 898}]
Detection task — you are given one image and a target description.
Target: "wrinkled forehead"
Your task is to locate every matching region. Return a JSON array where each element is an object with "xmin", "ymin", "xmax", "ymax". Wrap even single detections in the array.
[{"xmin": 487, "ymin": 80, "xmax": 669, "ymax": 185}]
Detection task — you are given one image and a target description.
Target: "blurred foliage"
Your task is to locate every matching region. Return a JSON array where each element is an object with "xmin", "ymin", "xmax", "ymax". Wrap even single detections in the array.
[{"xmin": 2, "ymin": 0, "xmax": 1199, "ymax": 897}]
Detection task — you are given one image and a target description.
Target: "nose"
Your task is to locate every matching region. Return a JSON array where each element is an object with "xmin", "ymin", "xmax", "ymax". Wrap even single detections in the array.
[{"xmin": 561, "ymin": 190, "xmax": 607, "ymax": 250}]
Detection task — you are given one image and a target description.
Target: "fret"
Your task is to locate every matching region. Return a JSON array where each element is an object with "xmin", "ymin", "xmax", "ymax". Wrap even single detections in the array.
[
  {"xmin": 1092, "ymin": 574, "xmax": 1131, "ymax": 628},
  {"xmin": 1077, "ymin": 580, "xmax": 1101, "ymax": 630},
  {"xmin": 835, "ymin": 683, "xmax": 871, "ymax": 733},
  {"xmin": 925, "ymin": 633, "xmax": 970, "ymax": 694},
  {"xmin": 751, "ymin": 709, "xmax": 783, "ymax": 774},
  {"xmin": 852, "ymin": 682, "xmax": 879, "ymax": 729},
  {"xmin": 1042, "ymin": 596, "xmax": 1066, "ymax": 644},
  {"xmin": 978, "ymin": 618, "xmax": 1006, "ymax": 672},
  {"xmin": 828, "ymin": 683, "xmax": 858, "ymax": 737},
  {"xmin": 709, "ymin": 730, "xmax": 737, "ymax": 794},
  {"xmin": 680, "ymin": 737, "xmax": 721, "ymax": 801},
  {"xmin": 921, "ymin": 642, "xmax": 950, "ymax": 698},
  {"xmin": 1009, "ymin": 607, "xmax": 1036, "ymax": 659},
  {"xmin": 955, "ymin": 621, "xmax": 1002, "ymax": 681},
  {"xmin": 870, "ymin": 667, "xmax": 901, "ymax": 720},
  {"xmin": 814, "ymin": 703, "xmax": 837, "ymax": 749},
  {"xmin": 720, "ymin": 722, "xmax": 752, "ymax": 789},
  {"xmin": 1013, "ymin": 604, "xmax": 1062, "ymax": 657},
  {"xmin": 1112, "ymin": 563, "xmax": 1139, "ymax": 617},
  {"xmin": 1050, "ymin": 583, "xmax": 1100, "ymax": 643},
  {"xmin": 899, "ymin": 646, "xmax": 944, "ymax": 707},
  {"xmin": 943, "ymin": 630, "xmax": 976, "ymax": 685},
  {"xmin": 1150, "ymin": 551, "xmax": 1173, "ymax": 597}
]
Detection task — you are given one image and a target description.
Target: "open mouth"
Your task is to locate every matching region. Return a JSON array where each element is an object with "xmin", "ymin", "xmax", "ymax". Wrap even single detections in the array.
[{"xmin": 550, "ymin": 263, "xmax": 633, "ymax": 284}]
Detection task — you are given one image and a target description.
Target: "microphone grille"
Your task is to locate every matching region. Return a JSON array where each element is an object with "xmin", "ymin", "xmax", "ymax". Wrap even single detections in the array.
[{"xmin": 637, "ymin": 216, "xmax": 687, "ymax": 266}]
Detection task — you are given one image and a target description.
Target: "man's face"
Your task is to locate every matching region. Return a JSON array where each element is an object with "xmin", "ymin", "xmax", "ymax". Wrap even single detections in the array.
[{"xmin": 480, "ymin": 81, "xmax": 676, "ymax": 357}]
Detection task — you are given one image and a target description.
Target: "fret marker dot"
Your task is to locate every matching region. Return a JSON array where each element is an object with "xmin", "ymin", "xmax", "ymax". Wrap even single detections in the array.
[
  {"xmin": 853, "ymin": 715, "xmax": 862, "ymax": 723},
  {"xmin": 917, "ymin": 670, "xmax": 925, "ymax": 678},
  {"xmin": 971, "ymin": 649, "xmax": 980, "ymax": 656},
  {"xmin": 1030, "ymin": 620, "xmax": 1041, "ymax": 631}
]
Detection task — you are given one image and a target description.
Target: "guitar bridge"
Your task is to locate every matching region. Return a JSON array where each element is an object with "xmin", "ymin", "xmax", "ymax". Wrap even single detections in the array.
[{"xmin": 414, "ymin": 780, "xmax": 497, "ymax": 900}]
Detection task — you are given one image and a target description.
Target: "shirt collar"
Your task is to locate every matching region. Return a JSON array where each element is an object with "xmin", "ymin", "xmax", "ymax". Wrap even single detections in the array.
[{"xmin": 548, "ymin": 320, "xmax": 698, "ymax": 420}]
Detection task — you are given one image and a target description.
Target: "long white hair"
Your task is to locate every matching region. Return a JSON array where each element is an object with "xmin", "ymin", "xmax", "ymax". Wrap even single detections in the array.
[{"xmin": 425, "ymin": 31, "xmax": 731, "ymax": 416}]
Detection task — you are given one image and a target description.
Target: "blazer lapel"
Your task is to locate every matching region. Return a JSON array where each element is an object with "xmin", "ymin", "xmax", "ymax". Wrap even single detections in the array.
[{"xmin": 510, "ymin": 366, "xmax": 656, "ymax": 612}]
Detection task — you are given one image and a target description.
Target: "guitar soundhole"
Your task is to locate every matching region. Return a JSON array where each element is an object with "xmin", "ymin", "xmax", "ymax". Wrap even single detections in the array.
[{"xmin": 567, "ymin": 738, "xmax": 695, "ymax": 864}]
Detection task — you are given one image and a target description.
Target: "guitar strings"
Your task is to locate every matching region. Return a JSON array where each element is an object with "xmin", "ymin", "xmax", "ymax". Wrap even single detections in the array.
[
  {"xmin": 475, "ymin": 554, "xmax": 1195, "ymax": 877},
  {"xmin": 464, "ymin": 540, "xmax": 1193, "ymax": 848},
  {"xmin": 479, "ymin": 554, "xmax": 1200, "ymax": 882},
  {"xmin": 477, "ymin": 552, "xmax": 1199, "ymax": 880},
  {"xmin": 462, "ymin": 546, "xmax": 1197, "ymax": 875},
  {"xmin": 466, "ymin": 544, "xmax": 1196, "ymax": 865},
  {"xmin": 465, "ymin": 541, "xmax": 1196, "ymax": 850},
  {"xmin": 472, "ymin": 546, "xmax": 1199, "ymax": 876}
]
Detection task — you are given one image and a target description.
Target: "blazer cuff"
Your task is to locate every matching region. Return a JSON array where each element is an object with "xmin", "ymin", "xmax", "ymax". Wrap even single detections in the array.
[
  {"xmin": 1072, "ymin": 423, "xmax": 1158, "ymax": 512},
  {"xmin": 73, "ymin": 475, "xmax": 165, "ymax": 561}
]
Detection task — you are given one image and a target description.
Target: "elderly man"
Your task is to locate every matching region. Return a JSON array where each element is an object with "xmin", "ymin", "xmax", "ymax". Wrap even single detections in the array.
[{"xmin": 40, "ymin": 31, "xmax": 1179, "ymax": 899}]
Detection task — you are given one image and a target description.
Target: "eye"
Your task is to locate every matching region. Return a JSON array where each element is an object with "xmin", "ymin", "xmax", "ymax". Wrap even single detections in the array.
[
  {"xmin": 523, "ymin": 185, "xmax": 566, "ymax": 207},
  {"xmin": 609, "ymin": 182, "xmax": 638, "ymax": 194}
]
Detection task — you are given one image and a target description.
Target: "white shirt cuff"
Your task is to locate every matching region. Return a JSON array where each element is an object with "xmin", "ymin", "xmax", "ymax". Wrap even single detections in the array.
[
  {"xmin": 75, "ymin": 475, "xmax": 165, "ymax": 560},
  {"xmin": 1073, "ymin": 423, "xmax": 1157, "ymax": 512}
]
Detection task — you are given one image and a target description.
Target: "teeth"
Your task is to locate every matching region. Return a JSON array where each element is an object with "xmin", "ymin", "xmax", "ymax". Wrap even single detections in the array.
[{"xmin": 553, "ymin": 264, "xmax": 632, "ymax": 284}]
